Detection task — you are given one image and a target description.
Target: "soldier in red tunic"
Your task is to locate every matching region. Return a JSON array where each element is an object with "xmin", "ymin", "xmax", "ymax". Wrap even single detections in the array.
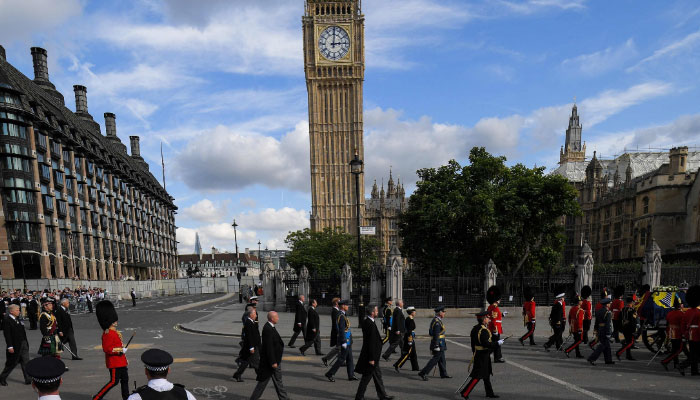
[
  {"xmin": 661, "ymin": 297, "xmax": 685, "ymax": 371},
  {"xmin": 611, "ymin": 286, "xmax": 625, "ymax": 343},
  {"xmin": 486, "ymin": 286, "xmax": 505, "ymax": 363},
  {"xmin": 519, "ymin": 287, "xmax": 536, "ymax": 346},
  {"xmin": 580, "ymin": 286, "xmax": 593, "ymax": 344},
  {"xmin": 565, "ymin": 295, "xmax": 585, "ymax": 358},
  {"xmin": 679, "ymin": 285, "xmax": 700, "ymax": 376},
  {"xmin": 93, "ymin": 300, "xmax": 130, "ymax": 400}
]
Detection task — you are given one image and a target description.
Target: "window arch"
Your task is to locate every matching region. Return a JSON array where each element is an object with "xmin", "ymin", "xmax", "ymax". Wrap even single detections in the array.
[{"xmin": 642, "ymin": 197, "xmax": 649, "ymax": 214}]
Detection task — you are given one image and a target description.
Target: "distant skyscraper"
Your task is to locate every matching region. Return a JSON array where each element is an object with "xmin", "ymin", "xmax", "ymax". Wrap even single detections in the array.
[{"xmin": 194, "ymin": 233, "xmax": 202, "ymax": 258}]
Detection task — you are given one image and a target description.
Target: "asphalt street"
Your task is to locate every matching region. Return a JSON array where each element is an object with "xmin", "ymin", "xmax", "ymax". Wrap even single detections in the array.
[{"xmin": 1, "ymin": 296, "xmax": 698, "ymax": 400}]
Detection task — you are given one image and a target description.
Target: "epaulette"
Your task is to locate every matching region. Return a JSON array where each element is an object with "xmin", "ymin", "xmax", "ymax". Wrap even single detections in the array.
[{"xmin": 132, "ymin": 385, "xmax": 149, "ymax": 394}]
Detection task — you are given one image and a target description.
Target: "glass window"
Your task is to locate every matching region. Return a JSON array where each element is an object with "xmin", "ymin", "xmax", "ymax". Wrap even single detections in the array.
[
  {"xmin": 40, "ymin": 164, "xmax": 51, "ymax": 180},
  {"xmin": 36, "ymin": 132, "xmax": 47, "ymax": 148},
  {"xmin": 54, "ymin": 170, "xmax": 65, "ymax": 185},
  {"xmin": 51, "ymin": 141, "xmax": 60, "ymax": 156},
  {"xmin": 57, "ymin": 200, "xmax": 67, "ymax": 216},
  {"xmin": 2, "ymin": 156, "xmax": 31, "ymax": 172},
  {"xmin": 46, "ymin": 226, "xmax": 55, "ymax": 246},
  {"xmin": 4, "ymin": 189, "xmax": 35, "ymax": 205},
  {"xmin": 642, "ymin": 197, "xmax": 649, "ymax": 214},
  {"xmin": 0, "ymin": 92, "xmax": 21, "ymax": 105}
]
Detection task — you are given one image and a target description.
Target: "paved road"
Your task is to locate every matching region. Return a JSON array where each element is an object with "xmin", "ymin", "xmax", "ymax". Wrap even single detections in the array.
[{"xmin": 2, "ymin": 298, "xmax": 698, "ymax": 399}]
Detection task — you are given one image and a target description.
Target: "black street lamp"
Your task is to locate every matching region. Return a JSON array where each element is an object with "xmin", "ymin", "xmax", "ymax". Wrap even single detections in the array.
[
  {"xmin": 258, "ymin": 240, "xmax": 262, "ymax": 269},
  {"xmin": 232, "ymin": 219, "xmax": 239, "ymax": 257},
  {"xmin": 349, "ymin": 150, "xmax": 364, "ymax": 315}
]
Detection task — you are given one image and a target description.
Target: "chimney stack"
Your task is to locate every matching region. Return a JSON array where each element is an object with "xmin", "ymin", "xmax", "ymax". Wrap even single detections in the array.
[
  {"xmin": 0, "ymin": 45, "xmax": 5, "ymax": 61},
  {"xmin": 30, "ymin": 47, "xmax": 49, "ymax": 82},
  {"xmin": 104, "ymin": 113, "xmax": 117, "ymax": 138},
  {"xmin": 129, "ymin": 136, "xmax": 141, "ymax": 158},
  {"xmin": 73, "ymin": 85, "xmax": 90, "ymax": 115}
]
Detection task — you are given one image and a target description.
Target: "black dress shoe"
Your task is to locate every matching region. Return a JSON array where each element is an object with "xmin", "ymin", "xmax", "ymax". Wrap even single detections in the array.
[
  {"xmin": 380, "ymin": 396, "xmax": 395, "ymax": 400},
  {"xmin": 441, "ymin": 375, "xmax": 452, "ymax": 379},
  {"xmin": 615, "ymin": 354, "xmax": 621, "ymax": 361},
  {"xmin": 394, "ymin": 365, "xmax": 400, "ymax": 373},
  {"xmin": 299, "ymin": 349, "xmax": 306, "ymax": 356},
  {"xmin": 288, "ymin": 345, "xmax": 296, "ymax": 348},
  {"xmin": 321, "ymin": 358, "xmax": 328, "ymax": 367},
  {"xmin": 325, "ymin": 373, "xmax": 335, "ymax": 382},
  {"xmin": 0, "ymin": 379, "xmax": 7, "ymax": 386},
  {"xmin": 626, "ymin": 356, "xmax": 636, "ymax": 361},
  {"xmin": 232, "ymin": 374, "xmax": 243, "ymax": 382},
  {"xmin": 605, "ymin": 361, "xmax": 615, "ymax": 365},
  {"xmin": 349, "ymin": 375, "xmax": 359, "ymax": 381},
  {"xmin": 418, "ymin": 372, "xmax": 428, "ymax": 381},
  {"xmin": 72, "ymin": 356, "xmax": 83, "ymax": 360},
  {"xmin": 494, "ymin": 359, "xmax": 505, "ymax": 363},
  {"xmin": 518, "ymin": 338, "xmax": 524, "ymax": 346},
  {"xmin": 530, "ymin": 342, "xmax": 537, "ymax": 346},
  {"xmin": 564, "ymin": 351, "xmax": 570, "ymax": 358},
  {"xmin": 543, "ymin": 344, "xmax": 550, "ymax": 352},
  {"xmin": 587, "ymin": 359, "xmax": 596, "ymax": 366},
  {"xmin": 486, "ymin": 395, "xmax": 500, "ymax": 398},
  {"xmin": 576, "ymin": 355, "xmax": 584, "ymax": 359},
  {"xmin": 382, "ymin": 355, "xmax": 390, "ymax": 362},
  {"xmin": 316, "ymin": 353, "xmax": 325, "ymax": 356}
]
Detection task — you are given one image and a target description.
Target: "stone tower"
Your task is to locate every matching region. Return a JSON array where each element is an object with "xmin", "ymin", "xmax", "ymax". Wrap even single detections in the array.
[
  {"xmin": 303, "ymin": 0, "xmax": 365, "ymax": 233},
  {"xmin": 560, "ymin": 104, "xmax": 586, "ymax": 163}
]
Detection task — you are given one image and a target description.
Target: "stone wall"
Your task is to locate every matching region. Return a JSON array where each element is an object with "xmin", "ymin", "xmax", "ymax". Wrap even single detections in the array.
[{"xmin": 0, "ymin": 276, "xmax": 256, "ymax": 300}]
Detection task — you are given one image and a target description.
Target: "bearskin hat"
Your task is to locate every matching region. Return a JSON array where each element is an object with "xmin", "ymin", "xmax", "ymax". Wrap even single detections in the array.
[
  {"xmin": 96, "ymin": 300, "xmax": 118, "ymax": 331},
  {"xmin": 581, "ymin": 285, "xmax": 592, "ymax": 299},
  {"xmin": 523, "ymin": 287, "xmax": 535, "ymax": 301},
  {"xmin": 486, "ymin": 286, "xmax": 501, "ymax": 304},
  {"xmin": 613, "ymin": 285, "xmax": 625, "ymax": 298},
  {"xmin": 638, "ymin": 284, "xmax": 651, "ymax": 295},
  {"xmin": 572, "ymin": 294, "xmax": 582, "ymax": 303},
  {"xmin": 686, "ymin": 285, "xmax": 700, "ymax": 308},
  {"xmin": 600, "ymin": 287, "xmax": 609, "ymax": 298}
]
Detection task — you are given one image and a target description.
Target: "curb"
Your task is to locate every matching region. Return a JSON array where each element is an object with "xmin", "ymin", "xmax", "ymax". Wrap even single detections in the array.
[{"xmin": 164, "ymin": 292, "xmax": 236, "ymax": 312}]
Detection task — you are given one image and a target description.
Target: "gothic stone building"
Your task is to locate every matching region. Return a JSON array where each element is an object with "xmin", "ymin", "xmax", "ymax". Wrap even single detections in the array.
[
  {"xmin": 553, "ymin": 105, "xmax": 700, "ymax": 265},
  {"xmin": 365, "ymin": 171, "xmax": 407, "ymax": 264},
  {"xmin": 0, "ymin": 46, "xmax": 177, "ymax": 280}
]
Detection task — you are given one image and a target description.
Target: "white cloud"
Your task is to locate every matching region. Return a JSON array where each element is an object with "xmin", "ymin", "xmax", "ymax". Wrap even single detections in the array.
[
  {"xmin": 72, "ymin": 62, "xmax": 199, "ymax": 97},
  {"xmin": 0, "ymin": 0, "xmax": 82, "ymax": 43},
  {"xmin": 124, "ymin": 98, "xmax": 159, "ymax": 121},
  {"xmin": 173, "ymin": 121, "xmax": 310, "ymax": 192},
  {"xmin": 493, "ymin": 0, "xmax": 587, "ymax": 15},
  {"xmin": 561, "ymin": 38, "xmax": 637, "ymax": 76},
  {"xmin": 630, "ymin": 29, "xmax": 700, "ymax": 70},
  {"xmin": 579, "ymin": 81, "xmax": 673, "ymax": 126},
  {"xmin": 181, "ymin": 199, "xmax": 230, "ymax": 224},
  {"xmin": 236, "ymin": 207, "xmax": 309, "ymax": 232}
]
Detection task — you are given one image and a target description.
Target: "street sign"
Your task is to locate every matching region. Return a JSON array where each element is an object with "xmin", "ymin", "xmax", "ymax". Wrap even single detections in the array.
[{"xmin": 360, "ymin": 226, "xmax": 376, "ymax": 235}]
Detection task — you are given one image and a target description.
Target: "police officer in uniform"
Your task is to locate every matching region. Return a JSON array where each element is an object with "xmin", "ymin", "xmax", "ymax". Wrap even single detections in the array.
[
  {"xmin": 459, "ymin": 310, "xmax": 502, "ymax": 399},
  {"xmin": 588, "ymin": 297, "xmax": 614, "ymax": 366},
  {"xmin": 418, "ymin": 306, "xmax": 451, "ymax": 381},
  {"xmin": 394, "ymin": 306, "xmax": 419, "ymax": 372},
  {"xmin": 128, "ymin": 348, "xmax": 196, "ymax": 399},
  {"xmin": 25, "ymin": 356, "xmax": 66, "ymax": 399}
]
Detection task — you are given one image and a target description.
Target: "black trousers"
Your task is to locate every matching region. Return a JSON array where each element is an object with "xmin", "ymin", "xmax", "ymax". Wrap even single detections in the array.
[
  {"xmin": 420, "ymin": 348, "xmax": 447, "ymax": 377},
  {"xmin": 250, "ymin": 367, "xmax": 289, "ymax": 400},
  {"xmin": 288, "ymin": 326, "xmax": 305, "ymax": 347},
  {"xmin": 355, "ymin": 365, "xmax": 388, "ymax": 400},
  {"xmin": 61, "ymin": 330, "xmax": 79, "ymax": 358},
  {"xmin": 131, "ymin": 296, "xmax": 136, "ymax": 307},
  {"xmin": 520, "ymin": 322, "xmax": 536, "ymax": 345},
  {"xmin": 322, "ymin": 345, "xmax": 340, "ymax": 364},
  {"xmin": 661, "ymin": 339, "xmax": 683, "ymax": 366},
  {"xmin": 327, "ymin": 344, "xmax": 354, "ymax": 379},
  {"xmin": 588, "ymin": 335, "xmax": 612, "ymax": 363},
  {"xmin": 28, "ymin": 314, "xmax": 38, "ymax": 330},
  {"xmin": 679, "ymin": 341, "xmax": 699, "ymax": 375},
  {"xmin": 382, "ymin": 332, "xmax": 402, "ymax": 359},
  {"xmin": 565, "ymin": 331, "xmax": 583, "ymax": 357},
  {"xmin": 582, "ymin": 320, "xmax": 591, "ymax": 343},
  {"xmin": 300, "ymin": 331, "xmax": 322, "ymax": 355},
  {"xmin": 0, "ymin": 340, "xmax": 30, "ymax": 383},
  {"xmin": 616, "ymin": 331, "xmax": 635, "ymax": 359},
  {"xmin": 234, "ymin": 356, "xmax": 252, "ymax": 378},
  {"xmin": 393, "ymin": 343, "xmax": 419, "ymax": 371},
  {"xmin": 87, "ymin": 300, "xmax": 93, "ymax": 313},
  {"xmin": 93, "ymin": 367, "xmax": 129, "ymax": 400},
  {"xmin": 492, "ymin": 333, "xmax": 502, "ymax": 360},
  {"xmin": 612, "ymin": 320, "xmax": 621, "ymax": 342},
  {"xmin": 461, "ymin": 376, "xmax": 495, "ymax": 398},
  {"xmin": 545, "ymin": 326, "xmax": 564, "ymax": 349}
]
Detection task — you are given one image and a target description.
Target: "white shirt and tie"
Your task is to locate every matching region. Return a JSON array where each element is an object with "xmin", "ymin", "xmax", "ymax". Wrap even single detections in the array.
[{"xmin": 126, "ymin": 378, "xmax": 197, "ymax": 400}]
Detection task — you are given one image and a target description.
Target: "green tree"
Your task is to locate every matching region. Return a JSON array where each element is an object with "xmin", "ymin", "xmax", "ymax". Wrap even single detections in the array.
[
  {"xmin": 285, "ymin": 227, "xmax": 381, "ymax": 275},
  {"xmin": 399, "ymin": 147, "xmax": 581, "ymax": 279}
]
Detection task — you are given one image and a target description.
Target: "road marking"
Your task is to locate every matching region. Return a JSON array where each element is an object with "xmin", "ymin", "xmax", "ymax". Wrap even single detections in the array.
[
  {"xmin": 173, "ymin": 358, "xmax": 195, "ymax": 363},
  {"xmin": 446, "ymin": 339, "xmax": 609, "ymax": 400},
  {"xmin": 282, "ymin": 356, "xmax": 308, "ymax": 361},
  {"xmin": 91, "ymin": 343, "xmax": 152, "ymax": 350}
]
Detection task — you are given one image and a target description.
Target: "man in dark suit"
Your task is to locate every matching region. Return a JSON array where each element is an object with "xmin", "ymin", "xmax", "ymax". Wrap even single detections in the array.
[
  {"xmin": 26, "ymin": 294, "xmax": 39, "ymax": 330},
  {"xmin": 233, "ymin": 308, "xmax": 261, "ymax": 382},
  {"xmin": 0, "ymin": 304, "xmax": 31, "ymax": 385},
  {"xmin": 288, "ymin": 295, "xmax": 307, "ymax": 348},
  {"xmin": 321, "ymin": 297, "xmax": 340, "ymax": 366},
  {"xmin": 56, "ymin": 298, "xmax": 81, "ymax": 360},
  {"xmin": 300, "ymin": 298, "xmax": 322, "ymax": 356},
  {"xmin": 131, "ymin": 288, "xmax": 137, "ymax": 307},
  {"xmin": 250, "ymin": 311, "xmax": 288, "ymax": 400},
  {"xmin": 355, "ymin": 305, "xmax": 393, "ymax": 400},
  {"xmin": 382, "ymin": 299, "xmax": 405, "ymax": 361}
]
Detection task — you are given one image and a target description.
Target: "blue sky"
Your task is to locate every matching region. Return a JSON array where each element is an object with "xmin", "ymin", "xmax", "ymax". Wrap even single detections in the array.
[{"xmin": 2, "ymin": 0, "xmax": 700, "ymax": 253}]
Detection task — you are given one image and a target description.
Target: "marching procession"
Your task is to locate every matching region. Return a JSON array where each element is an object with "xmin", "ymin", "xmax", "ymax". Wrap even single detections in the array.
[{"xmin": 1, "ymin": 283, "xmax": 699, "ymax": 399}]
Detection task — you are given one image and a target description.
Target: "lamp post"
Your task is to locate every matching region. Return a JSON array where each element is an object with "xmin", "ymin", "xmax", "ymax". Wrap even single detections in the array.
[
  {"xmin": 349, "ymin": 150, "xmax": 364, "ymax": 316},
  {"xmin": 232, "ymin": 219, "xmax": 239, "ymax": 257},
  {"xmin": 258, "ymin": 240, "xmax": 262, "ymax": 269}
]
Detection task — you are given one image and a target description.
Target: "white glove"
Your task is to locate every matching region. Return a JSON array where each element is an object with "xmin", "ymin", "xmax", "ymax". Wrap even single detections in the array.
[
  {"xmin": 123, "ymin": 348, "xmax": 128, "ymax": 354},
  {"xmin": 342, "ymin": 343, "xmax": 347, "ymax": 349},
  {"xmin": 497, "ymin": 339, "xmax": 505, "ymax": 345},
  {"xmin": 502, "ymin": 311, "xmax": 509, "ymax": 316},
  {"xmin": 433, "ymin": 347, "xmax": 441, "ymax": 352}
]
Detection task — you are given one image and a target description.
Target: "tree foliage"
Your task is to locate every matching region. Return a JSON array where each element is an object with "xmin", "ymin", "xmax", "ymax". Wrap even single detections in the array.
[
  {"xmin": 285, "ymin": 227, "xmax": 381, "ymax": 276},
  {"xmin": 399, "ymin": 147, "xmax": 581, "ymax": 278}
]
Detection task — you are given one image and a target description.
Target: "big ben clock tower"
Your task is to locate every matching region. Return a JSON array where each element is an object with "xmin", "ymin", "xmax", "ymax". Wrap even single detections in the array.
[{"xmin": 303, "ymin": 0, "xmax": 365, "ymax": 233}]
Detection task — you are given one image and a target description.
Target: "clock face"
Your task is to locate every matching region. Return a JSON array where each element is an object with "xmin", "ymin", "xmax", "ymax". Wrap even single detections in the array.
[{"xmin": 318, "ymin": 26, "xmax": 350, "ymax": 61}]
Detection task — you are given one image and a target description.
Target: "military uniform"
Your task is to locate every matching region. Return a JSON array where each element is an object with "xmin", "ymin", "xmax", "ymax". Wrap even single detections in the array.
[
  {"xmin": 460, "ymin": 311, "xmax": 499, "ymax": 399},
  {"xmin": 544, "ymin": 294, "xmax": 566, "ymax": 351},
  {"xmin": 394, "ymin": 307, "xmax": 419, "ymax": 371},
  {"xmin": 38, "ymin": 300, "xmax": 61, "ymax": 358},
  {"xmin": 93, "ymin": 301, "xmax": 129, "ymax": 400},
  {"xmin": 564, "ymin": 296, "xmax": 584, "ymax": 358},
  {"xmin": 679, "ymin": 285, "xmax": 700, "ymax": 376},
  {"xmin": 381, "ymin": 299, "xmax": 393, "ymax": 345},
  {"xmin": 519, "ymin": 288, "xmax": 536, "ymax": 346},
  {"xmin": 325, "ymin": 300, "xmax": 355, "ymax": 381},
  {"xmin": 587, "ymin": 298, "xmax": 614, "ymax": 365},
  {"xmin": 615, "ymin": 297, "xmax": 638, "ymax": 361},
  {"xmin": 611, "ymin": 286, "xmax": 625, "ymax": 343},
  {"xmin": 418, "ymin": 307, "xmax": 449, "ymax": 380},
  {"xmin": 661, "ymin": 299, "xmax": 684, "ymax": 370}
]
